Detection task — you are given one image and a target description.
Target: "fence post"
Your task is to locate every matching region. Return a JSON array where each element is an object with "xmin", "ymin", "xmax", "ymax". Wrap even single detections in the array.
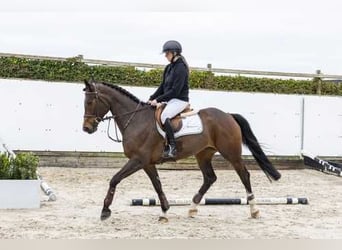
[
  {"xmin": 205, "ymin": 63, "xmax": 215, "ymax": 89},
  {"xmin": 314, "ymin": 69, "xmax": 322, "ymax": 95}
]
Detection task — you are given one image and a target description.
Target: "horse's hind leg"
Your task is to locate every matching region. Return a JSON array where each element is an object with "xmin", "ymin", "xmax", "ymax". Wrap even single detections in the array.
[
  {"xmin": 189, "ymin": 148, "xmax": 217, "ymax": 217},
  {"xmin": 143, "ymin": 165, "xmax": 170, "ymax": 223},
  {"xmin": 222, "ymin": 153, "xmax": 260, "ymax": 219},
  {"xmin": 231, "ymin": 157, "xmax": 260, "ymax": 218},
  {"xmin": 215, "ymin": 122, "xmax": 260, "ymax": 219}
]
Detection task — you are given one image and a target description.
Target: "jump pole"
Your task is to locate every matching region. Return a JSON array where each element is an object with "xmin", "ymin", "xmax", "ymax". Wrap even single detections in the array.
[
  {"xmin": 301, "ymin": 150, "xmax": 342, "ymax": 177},
  {"xmin": 0, "ymin": 136, "xmax": 57, "ymax": 201},
  {"xmin": 131, "ymin": 197, "xmax": 309, "ymax": 206}
]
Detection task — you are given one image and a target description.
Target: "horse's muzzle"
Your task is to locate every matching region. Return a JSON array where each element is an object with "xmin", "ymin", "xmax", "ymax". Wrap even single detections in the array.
[
  {"xmin": 83, "ymin": 117, "xmax": 100, "ymax": 134},
  {"xmin": 83, "ymin": 127, "xmax": 96, "ymax": 134},
  {"xmin": 83, "ymin": 124, "xmax": 98, "ymax": 134}
]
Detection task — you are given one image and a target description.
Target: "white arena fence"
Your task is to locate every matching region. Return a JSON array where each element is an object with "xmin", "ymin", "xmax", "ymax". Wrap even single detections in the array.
[{"xmin": 0, "ymin": 78, "xmax": 341, "ymax": 157}]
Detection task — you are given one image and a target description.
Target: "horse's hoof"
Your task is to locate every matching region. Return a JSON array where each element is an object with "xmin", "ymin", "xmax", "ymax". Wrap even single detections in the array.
[
  {"xmin": 158, "ymin": 216, "xmax": 169, "ymax": 223},
  {"xmin": 100, "ymin": 208, "xmax": 112, "ymax": 221},
  {"xmin": 251, "ymin": 210, "xmax": 260, "ymax": 219},
  {"xmin": 188, "ymin": 208, "xmax": 198, "ymax": 218}
]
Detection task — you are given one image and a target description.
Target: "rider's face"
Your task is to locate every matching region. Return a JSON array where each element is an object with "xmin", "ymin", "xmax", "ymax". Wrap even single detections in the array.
[{"xmin": 165, "ymin": 51, "xmax": 173, "ymax": 62}]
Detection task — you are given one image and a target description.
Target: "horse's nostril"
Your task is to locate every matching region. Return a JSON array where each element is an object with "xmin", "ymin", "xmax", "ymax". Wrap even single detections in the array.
[{"xmin": 83, "ymin": 126, "xmax": 91, "ymax": 133}]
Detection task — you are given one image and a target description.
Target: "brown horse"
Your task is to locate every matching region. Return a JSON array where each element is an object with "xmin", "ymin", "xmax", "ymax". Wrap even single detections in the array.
[{"xmin": 82, "ymin": 80, "xmax": 281, "ymax": 222}]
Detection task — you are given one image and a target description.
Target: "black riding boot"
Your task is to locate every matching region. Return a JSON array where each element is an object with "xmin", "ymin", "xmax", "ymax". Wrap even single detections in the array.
[{"xmin": 163, "ymin": 118, "xmax": 177, "ymax": 159}]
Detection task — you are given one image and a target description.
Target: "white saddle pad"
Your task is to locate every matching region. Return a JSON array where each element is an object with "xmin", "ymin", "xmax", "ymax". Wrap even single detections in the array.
[{"xmin": 156, "ymin": 113, "xmax": 203, "ymax": 139}]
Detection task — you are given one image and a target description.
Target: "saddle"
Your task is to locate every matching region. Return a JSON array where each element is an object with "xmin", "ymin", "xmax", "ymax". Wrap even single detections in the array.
[{"xmin": 155, "ymin": 103, "xmax": 193, "ymax": 133}]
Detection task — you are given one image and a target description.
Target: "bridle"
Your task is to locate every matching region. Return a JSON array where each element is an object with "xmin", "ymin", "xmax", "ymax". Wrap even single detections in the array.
[
  {"xmin": 83, "ymin": 84, "xmax": 151, "ymax": 142},
  {"xmin": 83, "ymin": 90, "xmax": 110, "ymax": 124}
]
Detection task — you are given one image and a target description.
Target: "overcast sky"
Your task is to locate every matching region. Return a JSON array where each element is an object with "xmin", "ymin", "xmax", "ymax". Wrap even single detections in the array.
[{"xmin": 1, "ymin": 0, "xmax": 341, "ymax": 75}]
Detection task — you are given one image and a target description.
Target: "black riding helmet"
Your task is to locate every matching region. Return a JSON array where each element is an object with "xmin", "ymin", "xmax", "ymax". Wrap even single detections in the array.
[{"xmin": 162, "ymin": 40, "xmax": 182, "ymax": 54}]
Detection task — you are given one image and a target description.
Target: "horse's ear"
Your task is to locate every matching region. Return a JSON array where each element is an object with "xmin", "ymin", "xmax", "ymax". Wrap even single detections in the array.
[{"xmin": 83, "ymin": 79, "xmax": 90, "ymax": 91}]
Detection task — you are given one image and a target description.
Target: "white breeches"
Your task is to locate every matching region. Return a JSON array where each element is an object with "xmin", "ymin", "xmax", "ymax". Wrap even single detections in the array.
[{"xmin": 161, "ymin": 98, "xmax": 189, "ymax": 124}]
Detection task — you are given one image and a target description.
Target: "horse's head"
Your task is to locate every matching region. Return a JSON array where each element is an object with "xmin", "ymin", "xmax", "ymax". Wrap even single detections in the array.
[{"xmin": 82, "ymin": 80, "xmax": 110, "ymax": 134}]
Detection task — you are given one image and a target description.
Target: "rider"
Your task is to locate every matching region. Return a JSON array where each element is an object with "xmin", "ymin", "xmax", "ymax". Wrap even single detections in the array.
[{"xmin": 148, "ymin": 40, "xmax": 190, "ymax": 160}]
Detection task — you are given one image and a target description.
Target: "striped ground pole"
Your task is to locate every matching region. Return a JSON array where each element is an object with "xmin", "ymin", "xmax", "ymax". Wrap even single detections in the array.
[{"xmin": 130, "ymin": 197, "xmax": 309, "ymax": 206}]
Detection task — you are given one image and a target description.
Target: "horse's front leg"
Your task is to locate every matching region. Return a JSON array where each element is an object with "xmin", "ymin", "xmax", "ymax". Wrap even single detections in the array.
[
  {"xmin": 143, "ymin": 165, "xmax": 170, "ymax": 223},
  {"xmin": 101, "ymin": 158, "xmax": 143, "ymax": 220}
]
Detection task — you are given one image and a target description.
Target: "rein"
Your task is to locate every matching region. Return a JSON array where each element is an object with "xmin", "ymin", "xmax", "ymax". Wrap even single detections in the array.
[{"xmin": 102, "ymin": 103, "xmax": 150, "ymax": 143}]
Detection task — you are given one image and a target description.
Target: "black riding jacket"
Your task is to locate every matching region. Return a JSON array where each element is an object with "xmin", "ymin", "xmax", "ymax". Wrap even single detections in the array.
[{"xmin": 149, "ymin": 57, "xmax": 189, "ymax": 102}]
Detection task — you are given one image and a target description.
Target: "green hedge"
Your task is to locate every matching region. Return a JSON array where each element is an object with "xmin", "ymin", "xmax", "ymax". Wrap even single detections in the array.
[
  {"xmin": 0, "ymin": 152, "xmax": 39, "ymax": 180},
  {"xmin": 1, "ymin": 56, "xmax": 341, "ymax": 95}
]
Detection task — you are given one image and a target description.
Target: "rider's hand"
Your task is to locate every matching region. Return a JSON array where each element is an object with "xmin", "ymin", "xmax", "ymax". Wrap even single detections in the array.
[{"xmin": 149, "ymin": 99, "xmax": 158, "ymax": 106}]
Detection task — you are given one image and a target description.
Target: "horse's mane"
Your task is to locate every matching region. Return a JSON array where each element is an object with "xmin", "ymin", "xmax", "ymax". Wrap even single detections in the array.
[{"xmin": 98, "ymin": 82, "xmax": 147, "ymax": 105}]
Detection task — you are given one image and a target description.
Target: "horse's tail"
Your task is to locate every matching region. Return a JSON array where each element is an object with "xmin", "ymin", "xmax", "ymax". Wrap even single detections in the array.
[{"xmin": 231, "ymin": 113, "xmax": 281, "ymax": 181}]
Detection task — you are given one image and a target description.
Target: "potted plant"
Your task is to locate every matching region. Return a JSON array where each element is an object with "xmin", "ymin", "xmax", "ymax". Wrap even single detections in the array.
[{"xmin": 0, "ymin": 152, "xmax": 40, "ymax": 209}]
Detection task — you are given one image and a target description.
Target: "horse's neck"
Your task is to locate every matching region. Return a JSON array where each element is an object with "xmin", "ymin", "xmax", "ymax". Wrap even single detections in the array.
[{"xmin": 102, "ymin": 86, "xmax": 142, "ymax": 131}]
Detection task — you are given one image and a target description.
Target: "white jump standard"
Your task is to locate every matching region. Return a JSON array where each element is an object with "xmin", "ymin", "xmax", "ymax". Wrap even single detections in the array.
[{"xmin": 302, "ymin": 150, "xmax": 342, "ymax": 177}]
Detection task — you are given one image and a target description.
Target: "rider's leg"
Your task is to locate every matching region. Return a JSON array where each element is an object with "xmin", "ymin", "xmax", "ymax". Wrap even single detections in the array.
[
  {"xmin": 163, "ymin": 118, "xmax": 177, "ymax": 158},
  {"xmin": 161, "ymin": 98, "xmax": 189, "ymax": 159}
]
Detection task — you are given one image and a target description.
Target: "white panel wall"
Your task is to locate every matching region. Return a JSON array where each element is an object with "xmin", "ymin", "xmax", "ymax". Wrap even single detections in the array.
[
  {"xmin": 0, "ymin": 79, "xmax": 123, "ymax": 152},
  {"xmin": 189, "ymin": 90, "xmax": 303, "ymax": 155},
  {"xmin": 0, "ymin": 78, "xmax": 341, "ymax": 156},
  {"xmin": 303, "ymin": 96, "xmax": 342, "ymax": 157}
]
